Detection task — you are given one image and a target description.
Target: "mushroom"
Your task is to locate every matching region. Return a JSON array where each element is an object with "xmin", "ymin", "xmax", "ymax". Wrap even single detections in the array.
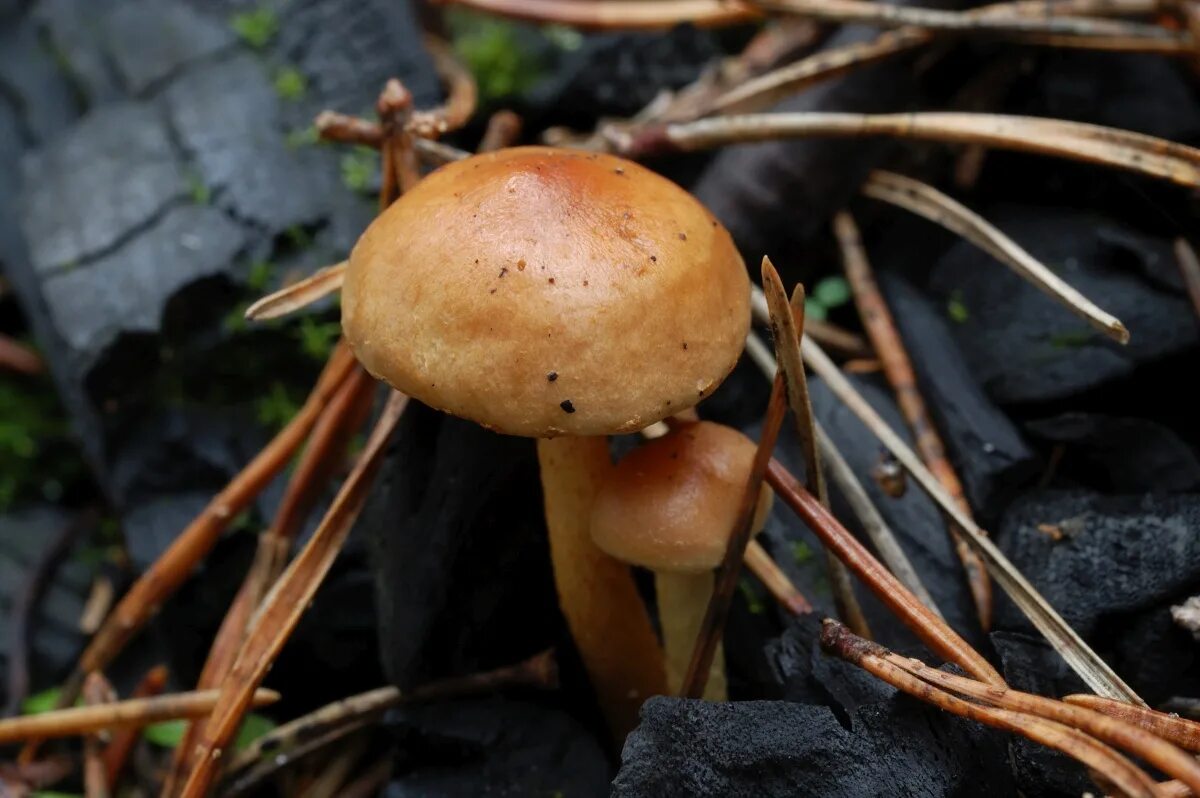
[
  {"xmin": 341, "ymin": 146, "xmax": 750, "ymax": 736},
  {"xmin": 590, "ymin": 420, "xmax": 772, "ymax": 701}
]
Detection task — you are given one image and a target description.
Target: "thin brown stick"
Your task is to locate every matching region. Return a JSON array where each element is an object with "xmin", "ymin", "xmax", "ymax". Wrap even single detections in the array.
[
  {"xmin": 834, "ymin": 211, "xmax": 993, "ymax": 630},
  {"xmin": 78, "ymin": 576, "xmax": 114, "ymax": 635},
  {"xmin": 221, "ymin": 650, "xmax": 557, "ymax": 795},
  {"xmin": 619, "ymin": 112, "xmax": 1200, "ymax": 189},
  {"xmin": 680, "ymin": 372, "xmax": 788, "ymax": 699},
  {"xmin": 1174, "ymin": 238, "xmax": 1200, "ymax": 321},
  {"xmin": 0, "ymin": 334, "xmax": 44, "ymax": 375},
  {"xmin": 244, "ymin": 262, "xmax": 348, "ymax": 322},
  {"xmin": 64, "ymin": 343, "xmax": 357, "ymax": 700},
  {"xmin": 167, "ymin": 366, "xmax": 376, "ymax": 792},
  {"xmin": 431, "ymin": 0, "xmax": 760, "ymax": 29},
  {"xmin": 409, "ymin": 36, "xmax": 477, "ymax": 139},
  {"xmin": 82, "ymin": 674, "xmax": 115, "ymax": 798},
  {"xmin": 304, "ymin": 731, "xmax": 368, "ymax": 798},
  {"xmin": 767, "ymin": 461, "xmax": 1001, "ymax": 683},
  {"xmin": 179, "ymin": 391, "xmax": 409, "ymax": 798},
  {"xmin": 744, "ymin": 540, "xmax": 813, "ymax": 616},
  {"xmin": 744, "ymin": 330, "xmax": 942, "ymax": 617},
  {"xmin": 0, "ymin": 689, "xmax": 280, "ymax": 745},
  {"xmin": 861, "ymin": 172, "xmax": 1129, "ymax": 342},
  {"xmin": 1063, "ymin": 694, "xmax": 1200, "ymax": 753},
  {"xmin": 890, "ymin": 659, "xmax": 1200, "ymax": 792},
  {"xmin": 478, "ymin": 110, "xmax": 524, "ymax": 153},
  {"xmin": 794, "ymin": 331, "xmax": 1144, "ymax": 705},
  {"xmin": 337, "ymin": 755, "xmax": 393, "ymax": 798},
  {"xmin": 102, "ymin": 665, "xmax": 167, "ymax": 789},
  {"xmin": 755, "ymin": 0, "xmax": 1182, "ymax": 40},
  {"xmin": 762, "ymin": 259, "xmax": 870, "ymax": 637},
  {"xmin": 820, "ymin": 620, "xmax": 1159, "ymax": 798}
]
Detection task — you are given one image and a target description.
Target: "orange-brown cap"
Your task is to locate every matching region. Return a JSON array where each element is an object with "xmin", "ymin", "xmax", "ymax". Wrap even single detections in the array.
[
  {"xmin": 590, "ymin": 421, "xmax": 773, "ymax": 572},
  {"xmin": 341, "ymin": 146, "xmax": 749, "ymax": 437}
]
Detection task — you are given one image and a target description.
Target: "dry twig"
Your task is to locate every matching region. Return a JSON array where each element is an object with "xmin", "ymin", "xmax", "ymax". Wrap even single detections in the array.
[
  {"xmin": 618, "ymin": 112, "xmax": 1200, "ymax": 189},
  {"xmin": 478, "ymin": 110, "xmax": 524, "ymax": 152},
  {"xmin": 244, "ymin": 262, "xmax": 348, "ymax": 322},
  {"xmin": 179, "ymin": 391, "xmax": 409, "ymax": 798},
  {"xmin": 1063, "ymin": 694, "xmax": 1200, "ymax": 752},
  {"xmin": 0, "ymin": 689, "xmax": 279, "ymax": 744},
  {"xmin": 409, "ymin": 36, "xmax": 478, "ymax": 139},
  {"xmin": 821, "ymin": 621, "xmax": 1159, "ymax": 798},
  {"xmin": 102, "ymin": 664, "xmax": 167, "ymax": 788},
  {"xmin": 834, "ymin": 211, "xmax": 993, "ymax": 628},
  {"xmin": 761, "ymin": 261, "xmax": 870, "ymax": 637},
  {"xmin": 794, "ymin": 331, "xmax": 1143, "ymax": 704},
  {"xmin": 861, "ymin": 171, "xmax": 1129, "ymax": 342},
  {"xmin": 743, "ymin": 541, "xmax": 813, "ymax": 616},
  {"xmin": 681, "ymin": 362, "xmax": 788, "ymax": 698},
  {"xmin": 0, "ymin": 334, "xmax": 44, "ymax": 375},
  {"xmin": 1174, "ymin": 238, "xmax": 1200, "ymax": 321},
  {"xmin": 431, "ymin": 0, "xmax": 759, "ymax": 29},
  {"xmin": 744, "ymin": 329, "xmax": 941, "ymax": 617}
]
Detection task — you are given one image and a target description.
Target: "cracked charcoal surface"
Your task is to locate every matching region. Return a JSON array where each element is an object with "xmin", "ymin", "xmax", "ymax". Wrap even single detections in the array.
[
  {"xmin": 0, "ymin": 16, "xmax": 81, "ymax": 142},
  {"xmin": 1025, "ymin": 413, "xmax": 1200, "ymax": 493},
  {"xmin": 924, "ymin": 207, "xmax": 1199, "ymax": 405},
  {"xmin": 102, "ymin": 0, "xmax": 234, "ymax": 95},
  {"xmin": 363, "ymin": 403, "xmax": 558, "ymax": 690},
  {"xmin": 995, "ymin": 490, "xmax": 1200, "ymax": 703},
  {"xmin": 385, "ymin": 697, "xmax": 610, "ymax": 797},
  {"xmin": 614, "ymin": 694, "xmax": 1015, "ymax": 797},
  {"xmin": 165, "ymin": 54, "xmax": 330, "ymax": 233},
  {"xmin": 40, "ymin": 204, "xmax": 247, "ymax": 364},
  {"xmin": 20, "ymin": 102, "xmax": 187, "ymax": 275}
]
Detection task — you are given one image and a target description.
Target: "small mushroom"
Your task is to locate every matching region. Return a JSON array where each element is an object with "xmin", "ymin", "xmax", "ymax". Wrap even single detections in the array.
[
  {"xmin": 341, "ymin": 146, "xmax": 749, "ymax": 737},
  {"xmin": 590, "ymin": 420, "xmax": 773, "ymax": 701}
]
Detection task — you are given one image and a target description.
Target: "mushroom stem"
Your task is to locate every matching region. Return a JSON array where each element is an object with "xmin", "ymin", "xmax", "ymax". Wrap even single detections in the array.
[
  {"xmin": 536, "ymin": 436, "xmax": 667, "ymax": 740},
  {"xmin": 656, "ymin": 571, "xmax": 726, "ymax": 701}
]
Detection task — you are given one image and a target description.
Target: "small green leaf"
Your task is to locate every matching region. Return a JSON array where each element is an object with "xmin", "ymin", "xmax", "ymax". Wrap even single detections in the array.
[
  {"xmin": 186, "ymin": 172, "xmax": 211, "ymax": 205},
  {"xmin": 21, "ymin": 687, "xmax": 62, "ymax": 715},
  {"xmin": 790, "ymin": 540, "xmax": 814, "ymax": 566},
  {"xmin": 235, "ymin": 713, "xmax": 278, "ymax": 751},
  {"xmin": 340, "ymin": 148, "xmax": 378, "ymax": 194},
  {"xmin": 1048, "ymin": 329, "xmax": 1094, "ymax": 349},
  {"xmin": 230, "ymin": 7, "xmax": 279, "ymax": 49},
  {"xmin": 144, "ymin": 719, "xmax": 187, "ymax": 749},
  {"xmin": 812, "ymin": 276, "xmax": 851, "ymax": 309},
  {"xmin": 946, "ymin": 290, "xmax": 969, "ymax": 324},
  {"xmin": 803, "ymin": 298, "xmax": 828, "ymax": 321}
]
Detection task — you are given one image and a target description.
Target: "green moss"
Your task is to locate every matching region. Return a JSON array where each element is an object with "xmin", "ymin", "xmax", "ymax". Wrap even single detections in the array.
[
  {"xmin": 273, "ymin": 66, "xmax": 307, "ymax": 102},
  {"xmin": 0, "ymin": 376, "xmax": 84, "ymax": 512},
  {"xmin": 186, "ymin": 172, "xmax": 211, "ymax": 205},
  {"xmin": 447, "ymin": 11, "xmax": 544, "ymax": 100},
  {"xmin": 256, "ymin": 381, "xmax": 304, "ymax": 431},
  {"xmin": 946, "ymin": 289, "xmax": 969, "ymax": 324},
  {"xmin": 285, "ymin": 125, "xmax": 320, "ymax": 150},
  {"xmin": 283, "ymin": 225, "xmax": 313, "ymax": 252},
  {"xmin": 230, "ymin": 6, "xmax": 279, "ymax": 49},
  {"xmin": 340, "ymin": 147, "xmax": 378, "ymax": 194},
  {"xmin": 738, "ymin": 578, "xmax": 766, "ymax": 615},
  {"xmin": 247, "ymin": 261, "xmax": 276, "ymax": 292},
  {"xmin": 803, "ymin": 297, "xmax": 827, "ymax": 322},
  {"xmin": 294, "ymin": 317, "xmax": 340, "ymax": 362},
  {"xmin": 790, "ymin": 540, "xmax": 814, "ymax": 566}
]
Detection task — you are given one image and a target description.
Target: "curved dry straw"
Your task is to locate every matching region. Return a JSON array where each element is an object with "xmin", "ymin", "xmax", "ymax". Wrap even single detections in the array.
[
  {"xmin": 431, "ymin": 0, "xmax": 760, "ymax": 29},
  {"xmin": 861, "ymin": 171, "xmax": 1129, "ymax": 342},
  {"xmin": 621, "ymin": 112, "xmax": 1200, "ymax": 189}
]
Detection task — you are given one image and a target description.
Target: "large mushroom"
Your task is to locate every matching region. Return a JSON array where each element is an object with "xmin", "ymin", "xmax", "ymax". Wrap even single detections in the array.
[
  {"xmin": 342, "ymin": 146, "xmax": 749, "ymax": 737},
  {"xmin": 590, "ymin": 420, "xmax": 773, "ymax": 701}
]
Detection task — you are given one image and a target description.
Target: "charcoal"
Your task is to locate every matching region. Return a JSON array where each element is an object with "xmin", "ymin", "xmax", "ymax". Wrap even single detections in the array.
[
  {"xmin": 363, "ymin": 403, "xmax": 557, "ymax": 689},
  {"xmin": 0, "ymin": 17, "xmax": 80, "ymax": 142},
  {"xmin": 384, "ymin": 696, "xmax": 610, "ymax": 797},
  {"xmin": 924, "ymin": 206, "xmax": 1198, "ymax": 404},
  {"xmin": 102, "ymin": 0, "xmax": 234, "ymax": 95},
  {"xmin": 879, "ymin": 273, "xmax": 1039, "ymax": 518},
  {"xmin": 1024, "ymin": 413, "xmax": 1200, "ymax": 494},
  {"xmin": 995, "ymin": 490, "xmax": 1200, "ymax": 702},
  {"xmin": 614, "ymin": 693, "xmax": 1014, "ymax": 796}
]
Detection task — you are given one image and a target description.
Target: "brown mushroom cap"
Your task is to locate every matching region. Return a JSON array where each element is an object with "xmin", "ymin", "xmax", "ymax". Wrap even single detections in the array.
[
  {"xmin": 590, "ymin": 421, "xmax": 773, "ymax": 572},
  {"xmin": 341, "ymin": 146, "xmax": 750, "ymax": 437}
]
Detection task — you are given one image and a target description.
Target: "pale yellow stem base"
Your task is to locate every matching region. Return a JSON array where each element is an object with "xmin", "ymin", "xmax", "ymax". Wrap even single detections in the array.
[
  {"xmin": 656, "ymin": 570, "xmax": 726, "ymax": 702},
  {"xmin": 537, "ymin": 437, "xmax": 668, "ymax": 741}
]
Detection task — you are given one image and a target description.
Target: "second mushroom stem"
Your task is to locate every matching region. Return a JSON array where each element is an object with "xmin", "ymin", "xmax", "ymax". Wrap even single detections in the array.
[{"xmin": 833, "ymin": 210, "xmax": 992, "ymax": 629}]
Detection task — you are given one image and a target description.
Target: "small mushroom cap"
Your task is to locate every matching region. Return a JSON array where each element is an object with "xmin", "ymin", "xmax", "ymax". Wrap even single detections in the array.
[
  {"xmin": 342, "ymin": 146, "xmax": 749, "ymax": 437},
  {"xmin": 590, "ymin": 421, "xmax": 773, "ymax": 573}
]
